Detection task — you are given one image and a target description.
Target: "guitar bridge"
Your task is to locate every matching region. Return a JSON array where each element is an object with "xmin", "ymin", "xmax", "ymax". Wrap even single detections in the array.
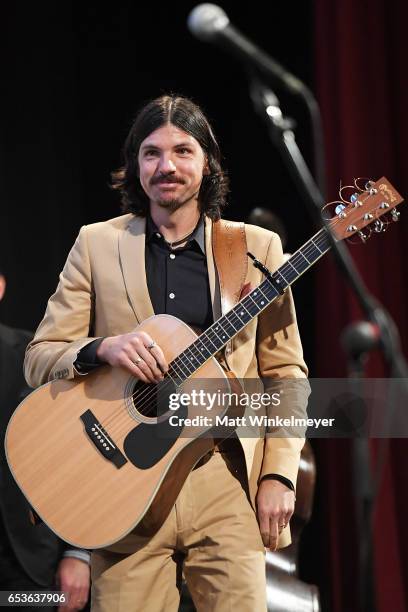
[{"xmin": 80, "ymin": 409, "xmax": 127, "ymax": 469}]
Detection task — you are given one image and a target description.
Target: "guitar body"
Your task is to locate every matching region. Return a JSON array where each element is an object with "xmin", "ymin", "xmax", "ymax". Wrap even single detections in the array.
[{"xmin": 5, "ymin": 314, "xmax": 237, "ymax": 549}]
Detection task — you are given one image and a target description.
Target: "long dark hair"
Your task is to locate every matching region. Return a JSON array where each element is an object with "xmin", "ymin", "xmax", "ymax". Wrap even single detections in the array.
[{"xmin": 112, "ymin": 94, "xmax": 229, "ymax": 220}]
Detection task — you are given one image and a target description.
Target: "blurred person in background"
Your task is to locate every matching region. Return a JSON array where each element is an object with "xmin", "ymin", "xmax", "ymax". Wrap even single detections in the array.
[
  {"xmin": 248, "ymin": 208, "xmax": 290, "ymax": 261},
  {"xmin": 0, "ymin": 268, "xmax": 91, "ymax": 612}
]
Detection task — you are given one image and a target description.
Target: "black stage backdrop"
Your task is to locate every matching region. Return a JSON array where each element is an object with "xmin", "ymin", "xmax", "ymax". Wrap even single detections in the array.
[
  {"xmin": 0, "ymin": 1, "xmax": 315, "ymax": 342},
  {"xmin": 1, "ymin": 2, "xmax": 407, "ymax": 611}
]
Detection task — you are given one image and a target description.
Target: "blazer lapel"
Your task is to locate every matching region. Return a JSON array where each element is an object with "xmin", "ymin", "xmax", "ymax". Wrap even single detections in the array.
[
  {"xmin": 118, "ymin": 215, "xmax": 155, "ymax": 324},
  {"xmin": 119, "ymin": 215, "xmax": 220, "ymax": 324},
  {"xmin": 205, "ymin": 216, "xmax": 222, "ymax": 321}
]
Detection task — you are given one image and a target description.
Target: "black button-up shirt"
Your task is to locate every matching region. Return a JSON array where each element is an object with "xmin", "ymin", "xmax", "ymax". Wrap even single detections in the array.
[{"xmin": 145, "ymin": 215, "xmax": 213, "ymax": 331}]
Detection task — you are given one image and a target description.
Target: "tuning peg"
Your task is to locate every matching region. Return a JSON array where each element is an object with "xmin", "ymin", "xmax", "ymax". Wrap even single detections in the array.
[
  {"xmin": 335, "ymin": 203, "xmax": 347, "ymax": 219},
  {"xmin": 391, "ymin": 209, "xmax": 400, "ymax": 222},
  {"xmin": 346, "ymin": 227, "xmax": 371, "ymax": 245},
  {"xmin": 374, "ymin": 220, "xmax": 386, "ymax": 233},
  {"xmin": 350, "ymin": 193, "xmax": 363, "ymax": 207}
]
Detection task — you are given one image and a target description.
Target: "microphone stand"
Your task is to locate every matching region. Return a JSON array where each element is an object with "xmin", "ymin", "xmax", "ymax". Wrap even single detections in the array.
[
  {"xmin": 341, "ymin": 323, "xmax": 378, "ymax": 612},
  {"xmin": 248, "ymin": 77, "xmax": 408, "ymax": 612}
]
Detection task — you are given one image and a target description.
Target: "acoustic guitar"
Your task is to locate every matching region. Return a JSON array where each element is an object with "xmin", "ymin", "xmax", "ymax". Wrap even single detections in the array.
[{"xmin": 5, "ymin": 178, "xmax": 403, "ymax": 549}]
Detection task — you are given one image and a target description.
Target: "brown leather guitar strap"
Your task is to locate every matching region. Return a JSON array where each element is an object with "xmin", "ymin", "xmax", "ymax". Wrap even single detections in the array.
[{"xmin": 212, "ymin": 219, "xmax": 248, "ymax": 360}]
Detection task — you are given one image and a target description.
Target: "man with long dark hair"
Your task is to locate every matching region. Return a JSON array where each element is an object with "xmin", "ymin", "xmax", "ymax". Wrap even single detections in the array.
[{"xmin": 25, "ymin": 94, "xmax": 308, "ymax": 611}]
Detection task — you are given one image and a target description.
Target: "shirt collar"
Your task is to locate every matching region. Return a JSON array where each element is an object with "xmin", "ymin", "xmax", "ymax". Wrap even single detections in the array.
[{"xmin": 146, "ymin": 213, "xmax": 205, "ymax": 253}]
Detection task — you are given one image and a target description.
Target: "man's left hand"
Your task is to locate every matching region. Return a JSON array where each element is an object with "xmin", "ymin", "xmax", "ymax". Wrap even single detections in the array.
[
  {"xmin": 55, "ymin": 557, "xmax": 90, "ymax": 611},
  {"xmin": 256, "ymin": 479, "xmax": 295, "ymax": 552}
]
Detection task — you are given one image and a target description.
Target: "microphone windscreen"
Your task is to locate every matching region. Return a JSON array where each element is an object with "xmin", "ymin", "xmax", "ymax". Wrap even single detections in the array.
[{"xmin": 187, "ymin": 3, "xmax": 229, "ymax": 41}]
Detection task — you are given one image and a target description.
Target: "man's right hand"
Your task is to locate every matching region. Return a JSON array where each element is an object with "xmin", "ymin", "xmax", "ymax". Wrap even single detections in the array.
[{"xmin": 96, "ymin": 332, "xmax": 168, "ymax": 383}]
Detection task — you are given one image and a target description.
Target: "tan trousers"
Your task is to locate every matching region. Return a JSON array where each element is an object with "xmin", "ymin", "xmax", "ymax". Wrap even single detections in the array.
[{"xmin": 91, "ymin": 450, "xmax": 267, "ymax": 612}]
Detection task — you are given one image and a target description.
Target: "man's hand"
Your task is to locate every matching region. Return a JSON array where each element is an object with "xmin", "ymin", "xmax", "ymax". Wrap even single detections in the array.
[
  {"xmin": 96, "ymin": 331, "xmax": 168, "ymax": 383},
  {"xmin": 256, "ymin": 479, "xmax": 295, "ymax": 551},
  {"xmin": 55, "ymin": 557, "xmax": 90, "ymax": 611}
]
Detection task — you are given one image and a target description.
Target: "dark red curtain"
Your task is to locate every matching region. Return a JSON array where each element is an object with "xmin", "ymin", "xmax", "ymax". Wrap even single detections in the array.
[{"xmin": 314, "ymin": 1, "xmax": 408, "ymax": 610}]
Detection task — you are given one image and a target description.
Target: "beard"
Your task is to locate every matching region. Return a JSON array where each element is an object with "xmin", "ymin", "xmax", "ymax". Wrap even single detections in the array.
[
  {"xmin": 155, "ymin": 197, "xmax": 186, "ymax": 213},
  {"xmin": 155, "ymin": 188, "xmax": 201, "ymax": 213}
]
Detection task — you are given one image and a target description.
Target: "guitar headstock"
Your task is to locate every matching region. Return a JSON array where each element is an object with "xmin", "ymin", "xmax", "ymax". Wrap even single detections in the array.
[{"xmin": 325, "ymin": 177, "xmax": 404, "ymax": 243}]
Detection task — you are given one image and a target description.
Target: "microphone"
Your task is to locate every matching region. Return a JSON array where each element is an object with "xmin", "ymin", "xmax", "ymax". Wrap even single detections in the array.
[
  {"xmin": 187, "ymin": 3, "xmax": 306, "ymax": 95},
  {"xmin": 341, "ymin": 321, "xmax": 381, "ymax": 360}
]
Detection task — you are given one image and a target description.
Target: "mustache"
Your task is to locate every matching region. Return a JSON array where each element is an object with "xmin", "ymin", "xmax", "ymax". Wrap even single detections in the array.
[{"xmin": 150, "ymin": 174, "xmax": 185, "ymax": 185}]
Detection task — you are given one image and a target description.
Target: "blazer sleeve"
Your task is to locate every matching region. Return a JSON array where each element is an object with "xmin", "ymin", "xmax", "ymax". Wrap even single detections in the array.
[
  {"xmin": 24, "ymin": 226, "xmax": 100, "ymax": 388},
  {"xmin": 255, "ymin": 232, "xmax": 310, "ymax": 489}
]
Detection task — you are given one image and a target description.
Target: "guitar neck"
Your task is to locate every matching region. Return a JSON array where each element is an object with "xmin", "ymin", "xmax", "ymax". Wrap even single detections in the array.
[{"xmin": 167, "ymin": 228, "xmax": 331, "ymax": 383}]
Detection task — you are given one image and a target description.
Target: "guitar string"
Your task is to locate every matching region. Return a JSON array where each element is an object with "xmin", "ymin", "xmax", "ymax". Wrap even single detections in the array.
[{"xmin": 96, "ymin": 229, "xmax": 331, "ymax": 439}]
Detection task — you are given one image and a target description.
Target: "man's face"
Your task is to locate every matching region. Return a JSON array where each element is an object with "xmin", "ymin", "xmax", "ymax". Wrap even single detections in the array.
[{"xmin": 138, "ymin": 123, "xmax": 207, "ymax": 212}]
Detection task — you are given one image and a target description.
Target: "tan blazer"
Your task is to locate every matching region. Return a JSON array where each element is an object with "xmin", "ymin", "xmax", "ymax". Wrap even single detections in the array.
[{"xmin": 25, "ymin": 214, "xmax": 308, "ymax": 548}]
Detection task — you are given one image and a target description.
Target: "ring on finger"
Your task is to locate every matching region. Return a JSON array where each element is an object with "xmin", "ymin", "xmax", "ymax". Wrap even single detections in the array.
[
  {"xmin": 147, "ymin": 340, "xmax": 156, "ymax": 350},
  {"xmin": 133, "ymin": 356, "xmax": 143, "ymax": 365}
]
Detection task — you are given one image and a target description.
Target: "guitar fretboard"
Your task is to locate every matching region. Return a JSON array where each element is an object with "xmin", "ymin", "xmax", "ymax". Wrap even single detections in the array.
[{"xmin": 167, "ymin": 227, "xmax": 331, "ymax": 383}]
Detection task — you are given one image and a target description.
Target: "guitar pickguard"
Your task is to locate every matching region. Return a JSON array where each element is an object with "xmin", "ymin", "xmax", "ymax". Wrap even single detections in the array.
[{"xmin": 123, "ymin": 404, "xmax": 188, "ymax": 469}]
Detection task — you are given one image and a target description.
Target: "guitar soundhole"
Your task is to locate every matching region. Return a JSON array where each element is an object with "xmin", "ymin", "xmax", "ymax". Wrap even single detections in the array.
[
  {"xmin": 130, "ymin": 379, "xmax": 179, "ymax": 419},
  {"xmin": 124, "ymin": 378, "xmax": 187, "ymax": 468}
]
